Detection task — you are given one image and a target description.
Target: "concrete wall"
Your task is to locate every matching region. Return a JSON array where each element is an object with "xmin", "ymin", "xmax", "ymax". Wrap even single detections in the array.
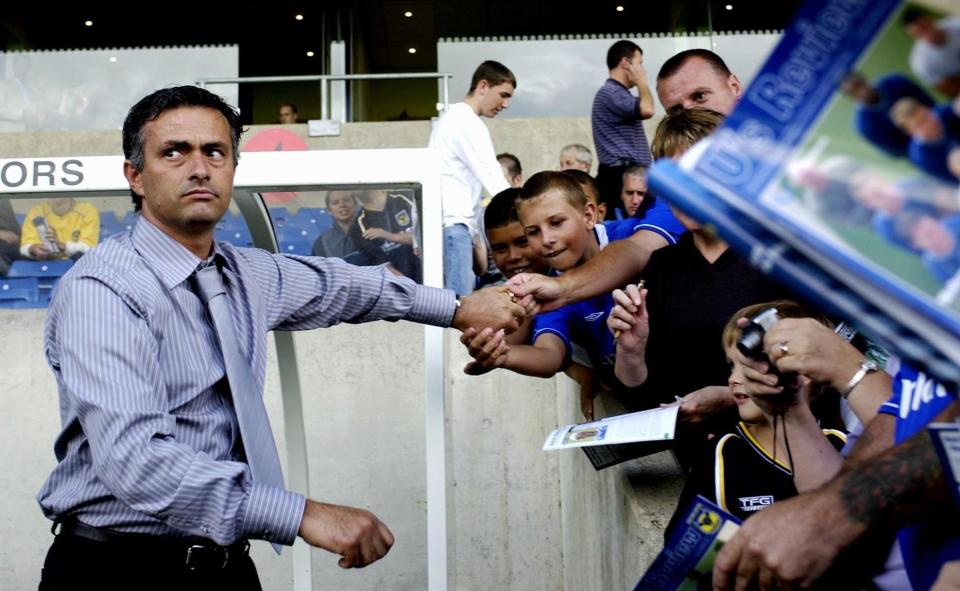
[
  {"xmin": 0, "ymin": 117, "xmax": 678, "ymax": 590},
  {"xmin": 0, "ymin": 312, "xmax": 682, "ymax": 591}
]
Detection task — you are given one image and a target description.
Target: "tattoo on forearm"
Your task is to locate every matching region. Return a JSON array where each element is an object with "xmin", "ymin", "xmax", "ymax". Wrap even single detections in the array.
[{"xmin": 839, "ymin": 430, "xmax": 948, "ymax": 528}]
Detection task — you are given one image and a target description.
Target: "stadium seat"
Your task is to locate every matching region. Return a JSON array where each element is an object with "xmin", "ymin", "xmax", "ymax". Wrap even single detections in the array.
[
  {"xmin": 0, "ymin": 277, "xmax": 40, "ymax": 307},
  {"xmin": 8, "ymin": 260, "xmax": 74, "ymax": 279}
]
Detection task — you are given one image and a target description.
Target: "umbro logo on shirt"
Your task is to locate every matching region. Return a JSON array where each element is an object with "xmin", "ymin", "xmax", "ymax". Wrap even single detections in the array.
[
  {"xmin": 738, "ymin": 495, "xmax": 774, "ymax": 512},
  {"xmin": 583, "ymin": 311, "xmax": 604, "ymax": 322}
]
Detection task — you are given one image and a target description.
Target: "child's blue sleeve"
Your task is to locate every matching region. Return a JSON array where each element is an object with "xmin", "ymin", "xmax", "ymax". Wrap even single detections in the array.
[
  {"xmin": 616, "ymin": 197, "xmax": 686, "ymax": 244},
  {"xmin": 531, "ymin": 308, "xmax": 574, "ymax": 369}
]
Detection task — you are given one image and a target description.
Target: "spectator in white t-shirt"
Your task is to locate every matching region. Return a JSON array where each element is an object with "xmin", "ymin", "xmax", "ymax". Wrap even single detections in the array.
[
  {"xmin": 903, "ymin": 8, "xmax": 960, "ymax": 98},
  {"xmin": 428, "ymin": 60, "xmax": 515, "ymax": 294}
]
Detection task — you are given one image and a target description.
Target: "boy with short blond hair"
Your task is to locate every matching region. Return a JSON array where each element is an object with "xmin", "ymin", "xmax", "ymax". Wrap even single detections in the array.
[{"xmin": 461, "ymin": 171, "xmax": 683, "ymax": 388}]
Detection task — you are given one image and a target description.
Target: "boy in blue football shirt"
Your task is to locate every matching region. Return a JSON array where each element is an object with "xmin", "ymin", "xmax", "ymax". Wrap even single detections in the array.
[{"xmin": 460, "ymin": 170, "xmax": 684, "ymax": 389}]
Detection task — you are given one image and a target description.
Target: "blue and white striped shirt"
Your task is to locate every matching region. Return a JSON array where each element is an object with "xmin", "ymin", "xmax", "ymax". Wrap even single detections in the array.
[
  {"xmin": 37, "ymin": 216, "xmax": 455, "ymax": 546},
  {"xmin": 591, "ymin": 78, "xmax": 652, "ymax": 167}
]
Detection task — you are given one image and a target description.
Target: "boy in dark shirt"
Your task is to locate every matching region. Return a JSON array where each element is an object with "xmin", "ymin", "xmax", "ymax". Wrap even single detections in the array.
[{"xmin": 350, "ymin": 190, "xmax": 422, "ymax": 281}]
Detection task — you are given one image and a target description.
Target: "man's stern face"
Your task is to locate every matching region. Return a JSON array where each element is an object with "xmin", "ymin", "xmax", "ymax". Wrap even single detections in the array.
[{"xmin": 126, "ymin": 106, "xmax": 235, "ymax": 239}]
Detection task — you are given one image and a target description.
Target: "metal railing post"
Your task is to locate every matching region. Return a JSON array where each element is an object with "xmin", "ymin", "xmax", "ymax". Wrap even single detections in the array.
[{"xmin": 320, "ymin": 76, "xmax": 329, "ymax": 121}]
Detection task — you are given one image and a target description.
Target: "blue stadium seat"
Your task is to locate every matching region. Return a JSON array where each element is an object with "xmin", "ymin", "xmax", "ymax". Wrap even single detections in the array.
[
  {"xmin": 217, "ymin": 211, "xmax": 247, "ymax": 231},
  {"xmin": 214, "ymin": 226, "xmax": 254, "ymax": 247},
  {"xmin": 8, "ymin": 260, "xmax": 74, "ymax": 279},
  {"xmin": 269, "ymin": 207, "xmax": 292, "ymax": 228},
  {"xmin": 293, "ymin": 208, "xmax": 333, "ymax": 238},
  {"xmin": 5, "ymin": 299, "xmax": 48, "ymax": 309},
  {"xmin": 278, "ymin": 239, "xmax": 313, "ymax": 256},
  {"xmin": 0, "ymin": 277, "xmax": 40, "ymax": 306}
]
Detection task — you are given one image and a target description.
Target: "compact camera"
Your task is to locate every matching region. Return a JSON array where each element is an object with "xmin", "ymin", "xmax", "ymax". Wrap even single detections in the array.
[
  {"xmin": 737, "ymin": 307, "xmax": 798, "ymax": 413},
  {"xmin": 737, "ymin": 307, "xmax": 781, "ymax": 361}
]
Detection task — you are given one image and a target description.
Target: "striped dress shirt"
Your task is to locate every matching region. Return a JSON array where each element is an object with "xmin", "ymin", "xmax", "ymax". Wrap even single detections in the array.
[
  {"xmin": 37, "ymin": 216, "xmax": 455, "ymax": 546},
  {"xmin": 591, "ymin": 78, "xmax": 652, "ymax": 167}
]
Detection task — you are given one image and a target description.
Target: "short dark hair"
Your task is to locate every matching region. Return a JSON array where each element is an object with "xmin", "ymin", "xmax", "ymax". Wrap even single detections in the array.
[
  {"xmin": 122, "ymin": 86, "xmax": 243, "ymax": 210},
  {"xmin": 657, "ymin": 49, "xmax": 732, "ymax": 82},
  {"xmin": 518, "ymin": 171, "xmax": 587, "ymax": 210},
  {"xmin": 484, "ymin": 188, "xmax": 522, "ymax": 231},
  {"xmin": 606, "ymin": 40, "xmax": 642, "ymax": 70},
  {"xmin": 469, "ymin": 61, "xmax": 517, "ymax": 93},
  {"xmin": 279, "ymin": 101, "xmax": 298, "ymax": 113},
  {"xmin": 497, "ymin": 153, "xmax": 522, "ymax": 179},
  {"xmin": 901, "ymin": 7, "xmax": 933, "ymax": 26}
]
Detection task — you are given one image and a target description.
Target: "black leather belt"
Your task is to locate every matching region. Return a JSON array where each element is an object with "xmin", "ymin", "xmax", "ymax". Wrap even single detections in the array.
[{"xmin": 56, "ymin": 519, "xmax": 251, "ymax": 571}]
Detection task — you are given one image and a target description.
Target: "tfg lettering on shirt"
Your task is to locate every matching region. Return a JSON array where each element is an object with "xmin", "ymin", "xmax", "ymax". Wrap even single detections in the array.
[
  {"xmin": 739, "ymin": 495, "xmax": 774, "ymax": 513},
  {"xmin": 900, "ymin": 371, "xmax": 950, "ymax": 419}
]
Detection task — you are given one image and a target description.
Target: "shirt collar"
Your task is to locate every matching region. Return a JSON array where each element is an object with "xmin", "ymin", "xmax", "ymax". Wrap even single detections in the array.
[{"xmin": 132, "ymin": 215, "xmax": 229, "ymax": 290}]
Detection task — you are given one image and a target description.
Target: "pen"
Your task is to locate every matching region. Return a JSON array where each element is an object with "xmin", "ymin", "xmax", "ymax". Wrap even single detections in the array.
[{"xmin": 613, "ymin": 280, "xmax": 645, "ymax": 340}]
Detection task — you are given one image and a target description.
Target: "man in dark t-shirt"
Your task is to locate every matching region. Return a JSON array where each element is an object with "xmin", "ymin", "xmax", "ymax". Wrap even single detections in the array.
[{"xmin": 350, "ymin": 190, "xmax": 422, "ymax": 281}]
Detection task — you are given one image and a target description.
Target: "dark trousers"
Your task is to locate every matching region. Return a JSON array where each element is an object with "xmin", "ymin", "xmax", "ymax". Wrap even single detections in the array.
[
  {"xmin": 596, "ymin": 163, "xmax": 631, "ymax": 220},
  {"xmin": 39, "ymin": 527, "xmax": 262, "ymax": 591}
]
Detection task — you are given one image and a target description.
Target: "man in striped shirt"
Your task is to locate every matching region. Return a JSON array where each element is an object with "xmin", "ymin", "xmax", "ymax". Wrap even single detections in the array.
[{"xmin": 36, "ymin": 85, "xmax": 527, "ymax": 589}]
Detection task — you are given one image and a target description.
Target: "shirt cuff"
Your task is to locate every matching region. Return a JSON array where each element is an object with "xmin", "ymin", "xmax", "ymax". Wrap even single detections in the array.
[
  {"xmin": 240, "ymin": 483, "xmax": 306, "ymax": 546},
  {"xmin": 65, "ymin": 241, "xmax": 90, "ymax": 256},
  {"xmin": 408, "ymin": 285, "xmax": 457, "ymax": 327}
]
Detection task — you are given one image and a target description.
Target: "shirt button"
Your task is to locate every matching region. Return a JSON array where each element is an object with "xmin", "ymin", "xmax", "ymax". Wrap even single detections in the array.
[
  {"xmin": 262, "ymin": 529, "xmax": 271, "ymax": 538},
  {"xmin": 201, "ymin": 524, "xmax": 210, "ymax": 534}
]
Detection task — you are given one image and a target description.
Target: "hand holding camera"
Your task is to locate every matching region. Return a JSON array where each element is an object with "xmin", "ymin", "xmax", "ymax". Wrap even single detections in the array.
[{"xmin": 736, "ymin": 308, "xmax": 803, "ymax": 415}]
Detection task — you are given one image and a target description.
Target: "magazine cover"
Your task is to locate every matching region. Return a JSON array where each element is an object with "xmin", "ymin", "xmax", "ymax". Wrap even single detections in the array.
[
  {"xmin": 649, "ymin": 0, "xmax": 960, "ymax": 383},
  {"xmin": 633, "ymin": 496, "xmax": 741, "ymax": 591},
  {"xmin": 542, "ymin": 405, "xmax": 678, "ymax": 450}
]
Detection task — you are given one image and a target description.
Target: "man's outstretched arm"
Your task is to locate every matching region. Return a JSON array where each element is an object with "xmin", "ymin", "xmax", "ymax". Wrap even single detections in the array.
[{"xmin": 509, "ymin": 230, "xmax": 667, "ymax": 312}]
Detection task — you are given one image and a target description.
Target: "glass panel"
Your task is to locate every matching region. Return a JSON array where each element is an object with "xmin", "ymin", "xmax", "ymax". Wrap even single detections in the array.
[
  {"xmin": 0, "ymin": 194, "xmax": 136, "ymax": 308},
  {"xmin": 264, "ymin": 187, "xmax": 424, "ymax": 284}
]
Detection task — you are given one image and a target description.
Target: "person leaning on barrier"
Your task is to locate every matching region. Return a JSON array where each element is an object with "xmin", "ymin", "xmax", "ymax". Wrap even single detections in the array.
[
  {"xmin": 36, "ymin": 85, "xmax": 532, "ymax": 590},
  {"xmin": 509, "ymin": 49, "xmax": 743, "ymax": 314}
]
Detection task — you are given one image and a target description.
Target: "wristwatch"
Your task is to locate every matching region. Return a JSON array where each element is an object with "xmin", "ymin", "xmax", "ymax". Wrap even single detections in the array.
[{"xmin": 841, "ymin": 358, "xmax": 879, "ymax": 399}]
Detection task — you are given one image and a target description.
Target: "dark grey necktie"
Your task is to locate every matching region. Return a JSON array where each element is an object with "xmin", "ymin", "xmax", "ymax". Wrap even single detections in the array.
[{"xmin": 193, "ymin": 263, "xmax": 284, "ymax": 554}]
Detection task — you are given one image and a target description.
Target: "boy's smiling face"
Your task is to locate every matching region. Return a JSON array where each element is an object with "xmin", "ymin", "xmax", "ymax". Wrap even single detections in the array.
[
  {"xmin": 487, "ymin": 221, "xmax": 547, "ymax": 278},
  {"xmin": 518, "ymin": 188, "xmax": 598, "ymax": 272}
]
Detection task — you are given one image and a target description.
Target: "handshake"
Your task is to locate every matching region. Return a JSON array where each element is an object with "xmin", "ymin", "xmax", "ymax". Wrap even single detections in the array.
[{"xmin": 452, "ymin": 285, "xmax": 539, "ymax": 338}]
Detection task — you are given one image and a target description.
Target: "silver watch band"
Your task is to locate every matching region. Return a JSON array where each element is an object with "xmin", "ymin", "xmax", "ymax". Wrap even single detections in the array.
[{"xmin": 841, "ymin": 359, "xmax": 878, "ymax": 399}]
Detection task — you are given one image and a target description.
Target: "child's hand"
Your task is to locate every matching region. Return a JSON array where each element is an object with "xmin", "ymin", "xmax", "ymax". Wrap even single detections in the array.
[
  {"xmin": 459, "ymin": 327, "xmax": 510, "ymax": 374},
  {"xmin": 607, "ymin": 283, "xmax": 648, "ymax": 352},
  {"xmin": 664, "ymin": 386, "xmax": 736, "ymax": 423},
  {"xmin": 579, "ymin": 380, "xmax": 597, "ymax": 422}
]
